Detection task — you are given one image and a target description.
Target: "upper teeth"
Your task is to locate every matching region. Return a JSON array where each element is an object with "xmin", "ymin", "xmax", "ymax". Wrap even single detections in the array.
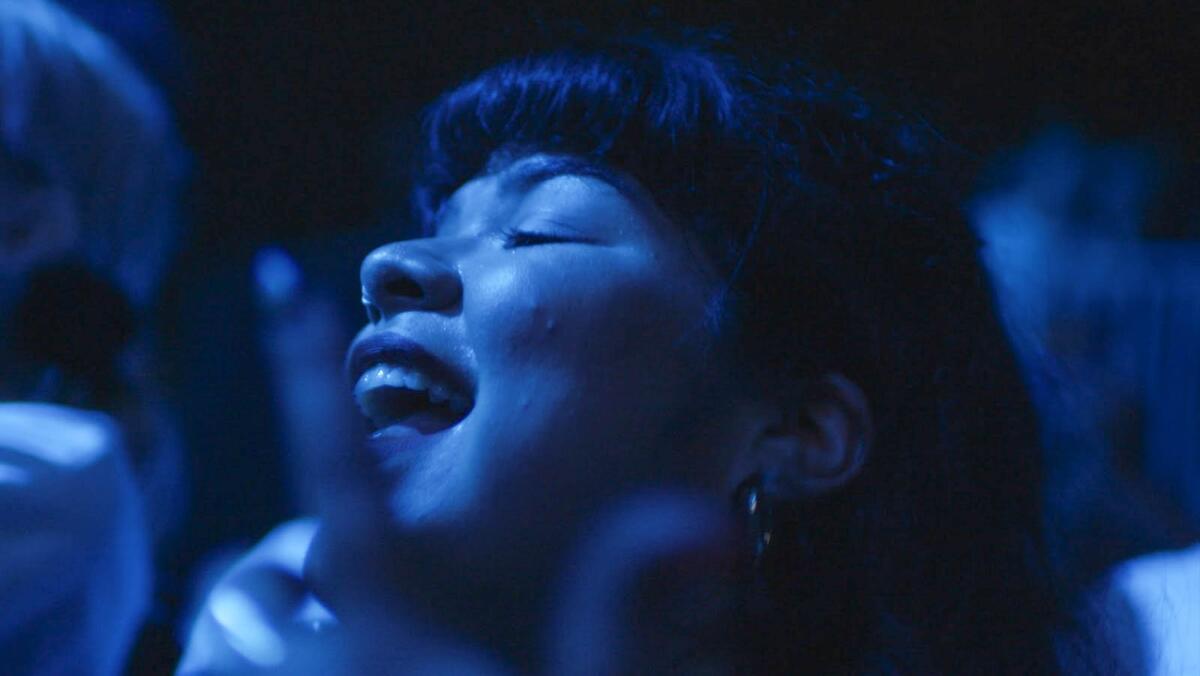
[{"xmin": 354, "ymin": 363, "xmax": 470, "ymax": 414}]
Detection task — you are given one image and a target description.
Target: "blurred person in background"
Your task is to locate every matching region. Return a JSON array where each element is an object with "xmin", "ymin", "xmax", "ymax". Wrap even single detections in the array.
[
  {"xmin": 0, "ymin": 0, "xmax": 188, "ymax": 672},
  {"xmin": 974, "ymin": 129, "xmax": 1200, "ymax": 675}
]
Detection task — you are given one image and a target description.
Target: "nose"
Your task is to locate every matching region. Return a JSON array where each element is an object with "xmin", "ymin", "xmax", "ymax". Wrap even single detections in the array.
[{"xmin": 360, "ymin": 241, "xmax": 461, "ymax": 322}]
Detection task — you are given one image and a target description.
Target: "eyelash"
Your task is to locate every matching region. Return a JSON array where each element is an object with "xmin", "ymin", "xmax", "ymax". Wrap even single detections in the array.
[{"xmin": 500, "ymin": 228, "xmax": 576, "ymax": 248}]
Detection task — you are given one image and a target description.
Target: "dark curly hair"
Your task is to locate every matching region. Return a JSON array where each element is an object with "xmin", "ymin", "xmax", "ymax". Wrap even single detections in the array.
[{"xmin": 412, "ymin": 32, "xmax": 1083, "ymax": 674}]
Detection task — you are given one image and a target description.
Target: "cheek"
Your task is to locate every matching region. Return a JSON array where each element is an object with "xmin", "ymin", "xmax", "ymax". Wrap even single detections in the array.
[
  {"xmin": 467, "ymin": 254, "xmax": 715, "ymax": 426},
  {"xmin": 451, "ymin": 256, "xmax": 727, "ymax": 517},
  {"xmin": 465, "ymin": 259, "xmax": 567, "ymax": 363},
  {"xmin": 469, "ymin": 254, "xmax": 703, "ymax": 371}
]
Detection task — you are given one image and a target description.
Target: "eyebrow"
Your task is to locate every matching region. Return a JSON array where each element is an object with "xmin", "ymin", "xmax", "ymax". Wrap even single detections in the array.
[{"xmin": 495, "ymin": 154, "xmax": 631, "ymax": 197}]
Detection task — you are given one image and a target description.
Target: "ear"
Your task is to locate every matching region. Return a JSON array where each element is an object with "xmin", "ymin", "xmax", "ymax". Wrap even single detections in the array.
[{"xmin": 727, "ymin": 373, "xmax": 872, "ymax": 499}]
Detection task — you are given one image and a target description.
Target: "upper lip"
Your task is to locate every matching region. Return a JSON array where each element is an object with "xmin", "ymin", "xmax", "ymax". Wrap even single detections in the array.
[{"xmin": 346, "ymin": 331, "xmax": 474, "ymax": 402}]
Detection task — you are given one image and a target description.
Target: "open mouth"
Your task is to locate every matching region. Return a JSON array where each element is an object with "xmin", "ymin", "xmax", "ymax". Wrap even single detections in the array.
[{"xmin": 353, "ymin": 362, "xmax": 473, "ymax": 434}]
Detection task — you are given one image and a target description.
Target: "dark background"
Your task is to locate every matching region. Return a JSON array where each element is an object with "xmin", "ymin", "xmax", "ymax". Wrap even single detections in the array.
[
  {"xmin": 69, "ymin": 0, "xmax": 1200, "ymax": 625},
  {"xmin": 160, "ymin": 0, "xmax": 1200, "ymax": 247}
]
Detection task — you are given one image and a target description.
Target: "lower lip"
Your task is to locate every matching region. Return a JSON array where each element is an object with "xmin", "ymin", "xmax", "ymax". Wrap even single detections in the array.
[
  {"xmin": 365, "ymin": 427, "xmax": 431, "ymax": 468},
  {"xmin": 364, "ymin": 412, "xmax": 464, "ymax": 457}
]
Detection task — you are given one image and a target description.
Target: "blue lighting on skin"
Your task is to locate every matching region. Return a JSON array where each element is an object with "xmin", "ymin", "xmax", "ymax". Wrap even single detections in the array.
[{"xmin": 209, "ymin": 587, "xmax": 287, "ymax": 668}]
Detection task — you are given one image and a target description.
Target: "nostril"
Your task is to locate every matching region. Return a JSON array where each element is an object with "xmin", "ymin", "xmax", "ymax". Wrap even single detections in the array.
[{"xmin": 384, "ymin": 276, "xmax": 424, "ymax": 299}]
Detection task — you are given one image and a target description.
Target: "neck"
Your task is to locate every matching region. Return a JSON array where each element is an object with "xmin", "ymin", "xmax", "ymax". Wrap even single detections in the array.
[{"xmin": 319, "ymin": 520, "xmax": 559, "ymax": 672}]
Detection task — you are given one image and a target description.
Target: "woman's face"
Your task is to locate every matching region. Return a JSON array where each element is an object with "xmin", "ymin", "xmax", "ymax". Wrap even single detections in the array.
[{"xmin": 316, "ymin": 154, "xmax": 757, "ymax": 593}]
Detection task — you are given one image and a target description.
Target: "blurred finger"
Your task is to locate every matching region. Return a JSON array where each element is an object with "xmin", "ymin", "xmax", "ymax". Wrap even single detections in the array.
[
  {"xmin": 177, "ymin": 520, "xmax": 322, "ymax": 674},
  {"xmin": 252, "ymin": 247, "xmax": 372, "ymax": 519}
]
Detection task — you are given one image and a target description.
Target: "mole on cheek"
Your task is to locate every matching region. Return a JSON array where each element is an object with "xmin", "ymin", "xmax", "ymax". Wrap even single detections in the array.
[{"xmin": 527, "ymin": 305, "xmax": 561, "ymax": 345}]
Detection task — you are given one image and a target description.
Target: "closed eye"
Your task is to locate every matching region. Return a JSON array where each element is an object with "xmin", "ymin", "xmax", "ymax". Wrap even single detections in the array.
[{"xmin": 501, "ymin": 229, "xmax": 586, "ymax": 248}]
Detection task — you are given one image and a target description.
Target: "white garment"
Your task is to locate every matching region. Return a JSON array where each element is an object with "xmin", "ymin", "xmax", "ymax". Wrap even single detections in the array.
[
  {"xmin": 1114, "ymin": 543, "xmax": 1200, "ymax": 676},
  {"xmin": 0, "ymin": 402, "xmax": 151, "ymax": 676}
]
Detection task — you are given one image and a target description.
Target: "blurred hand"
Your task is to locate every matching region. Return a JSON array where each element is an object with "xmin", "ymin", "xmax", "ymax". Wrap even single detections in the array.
[
  {"xmin": 0, "ymin": 402, "xmax": 151, "ymax": 676},
  {"xmin": 252, "ymin": 247, "xmax": 361, "ymax": 516},
  {"xmin": 176, "ymin": 518, "xmax": 510, "ymax": 675}
]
